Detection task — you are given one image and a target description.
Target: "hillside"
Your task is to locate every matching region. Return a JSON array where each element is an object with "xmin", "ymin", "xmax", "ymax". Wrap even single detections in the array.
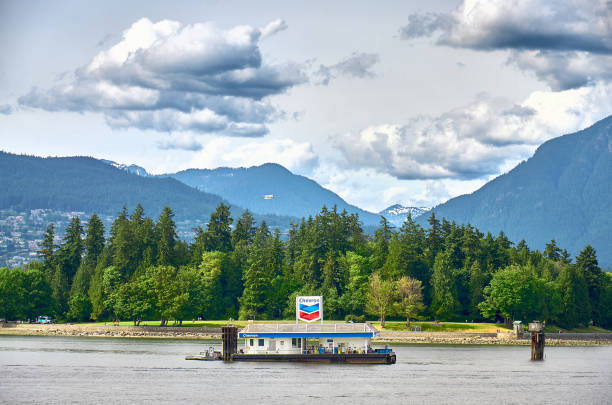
[
  {"xmin": 0, "ymin": 152, "xmax": 293, "ymax": 229},
  {"xmin": 419, "ymin": 116, "xmax": 612, "ymax": 268},
  {"xmin": 164, "ymin": 163, "xmax": 383, "ymax": 225}
]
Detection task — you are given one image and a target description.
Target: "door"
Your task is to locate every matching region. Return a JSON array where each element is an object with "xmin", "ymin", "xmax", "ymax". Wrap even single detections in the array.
[{"xmin": 268, "ymin": 339, "xmax": 276, "ymax": 352}]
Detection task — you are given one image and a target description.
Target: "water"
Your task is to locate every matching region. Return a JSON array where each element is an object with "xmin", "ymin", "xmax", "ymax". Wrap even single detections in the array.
[{"xmin": 1, "ymin": 336, "xmax": 611, "ymax": 404}]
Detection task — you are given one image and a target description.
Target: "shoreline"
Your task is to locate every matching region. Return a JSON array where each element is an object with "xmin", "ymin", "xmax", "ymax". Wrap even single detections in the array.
[{"xmin": 2, "ymin": 324, "xmax": 611, "ymax": 346}]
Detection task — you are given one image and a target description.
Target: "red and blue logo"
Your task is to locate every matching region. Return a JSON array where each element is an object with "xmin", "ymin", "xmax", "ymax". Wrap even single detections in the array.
[{"xmin": 298, "ymin": 303, "xmax": 320, "ymax": 322}]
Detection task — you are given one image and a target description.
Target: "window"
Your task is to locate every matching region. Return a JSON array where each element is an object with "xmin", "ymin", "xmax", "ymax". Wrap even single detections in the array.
[
  {"xmin": 292, "ymin": 338, "xmax": 297, "ymax": 347},
  {"xmin": 298, "ymin": 338, "xmax": 302, "ymax": 348},
  {"xmin": 249, "ymin": 339, "xmax": 254, "ymax": 347},
  {"xmin": 258, "ymin": 339, "xmax": 265, "ymax": 347}
]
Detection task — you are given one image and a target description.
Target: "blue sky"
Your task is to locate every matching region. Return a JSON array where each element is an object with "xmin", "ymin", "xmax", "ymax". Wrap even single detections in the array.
[{"xmin": 1, "ymin": 0, "xmax": 611, "ymax": 212}]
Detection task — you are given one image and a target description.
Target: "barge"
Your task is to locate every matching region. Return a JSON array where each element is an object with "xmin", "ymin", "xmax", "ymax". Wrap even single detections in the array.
[
  {"xmin": 233, "ymin": 322, "xmax": 395, "ymax": 364},
  {"xmin": 186, "ymin": 296, "xmax": 396, "ymax": 364}
]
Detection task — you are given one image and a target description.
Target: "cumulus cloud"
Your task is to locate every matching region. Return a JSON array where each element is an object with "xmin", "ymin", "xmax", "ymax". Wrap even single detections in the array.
[
  {"xmin": 188, "ymin": 138, "xmax": 320, "ymax": 174},
  {"xmin": 314, "ymin": 52, "xmax": 380, "ymax": 85},
  {"xmin": 334, "ymin": 82, "xmax": 612, "ymax": 180},
  {"xmin": 18, "ymin": 18, "xmax": 303, "ymax": 135},
  {"xmin": 400, "ymin": 0, "xmax": 612, "ymax": 89}
]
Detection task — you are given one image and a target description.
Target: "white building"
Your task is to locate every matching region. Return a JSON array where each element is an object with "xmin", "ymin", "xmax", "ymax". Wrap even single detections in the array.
[{"xmin": 238, "ymin": 322, "xmax": 379, "ymax": 355}]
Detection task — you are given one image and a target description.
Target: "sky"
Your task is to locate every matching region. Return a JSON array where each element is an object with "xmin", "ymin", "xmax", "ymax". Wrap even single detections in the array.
[{"xmin": 1, "ymin": 0, "xmax": 611, "ymax": 212}]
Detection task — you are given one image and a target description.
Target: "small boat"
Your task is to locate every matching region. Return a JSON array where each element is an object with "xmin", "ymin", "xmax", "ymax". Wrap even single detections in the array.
[{"xmin": 185, "ymin": 347, "xmax": 222, "ymax": 361}]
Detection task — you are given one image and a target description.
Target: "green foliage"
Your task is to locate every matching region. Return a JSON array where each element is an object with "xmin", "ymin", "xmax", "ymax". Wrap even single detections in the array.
[
  {"xmin": 0, "ymin": 267, "xmax": 26, "ymax": 321},
  {"xmin": 431, "ymin": 250, "xmax": 457, "ymax": 319},
  {"xmin": 365, "ymin": 273, "xmax": 396, "ymax": 327},
  {"xmin": 1, "ymin": 201, "xmax": 607, "ymax": 328},
  {"xmin": 479, "ymin": 264, "xmax": 560, "ymax": 324},
  {"xmin": 557, "ymin": 265, "xmax": 591, "ymax": 329},
  {"xmin": 67, "ymin": 293, "xmax": 92, "ymax": 322}
]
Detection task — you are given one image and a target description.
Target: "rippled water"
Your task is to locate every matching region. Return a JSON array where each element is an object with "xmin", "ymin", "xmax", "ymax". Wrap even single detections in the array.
[{"xmin": 1, "ymin": 335, "xmax": 611, "ymax": 404}]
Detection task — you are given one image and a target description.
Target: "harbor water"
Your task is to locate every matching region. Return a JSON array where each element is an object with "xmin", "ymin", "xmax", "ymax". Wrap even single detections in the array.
[{"xmin": 1, "ymin": 335, "xmax": 611, "ymax": 404}]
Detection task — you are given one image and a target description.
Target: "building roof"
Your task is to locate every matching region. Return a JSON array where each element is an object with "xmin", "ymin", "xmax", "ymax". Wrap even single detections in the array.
[{"xmin": 238, "ymin": 322, "xmax": 378, "ymax": 338}]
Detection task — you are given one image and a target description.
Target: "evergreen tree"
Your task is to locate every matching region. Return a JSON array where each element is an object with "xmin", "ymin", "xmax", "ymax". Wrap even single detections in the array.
[
  {"xmin": 59, "ymin": 217, "xmax": 84, "ymax": 284},
  {"xmin": 50, "ymin": 264, "xmax": 69, "ymax": 318},
  {"xmin": 238, "ymin": 222, "xmax": 272, "ymax": 319},
  {"xmin": 575, "ymin": 245, "xmax": 605, "ymax": 325},
  {"xmin": 544, "ymin": 239, "xmax": 562, "ymax": 262},
  {"xmin": 370, "ymin": 217, "xmax": 393, "ymax": 270},
  {"xmin": 232, "ymin": 209, "xmax": 256, "ymax": 247},
  {"xmin": 156, "ymin": 206, "xmax": 177, "ymax": 266},
  {"xmin": 203, "ymin": 203, "xmax": 233, "ymax": 252},
  {"xmin": 431, "ymin": 250, "xmax": 457, "ymax": 319},
  {"xmin": 557, "ymin": 265, "xmax": 591, "ymax": 329},
  {"xmin": 198, "ymin": 251, "xmax": 226, "ymax": 319},
  {"xmin": 38, "ymin": 223, "xmax": 56, "ymax": 280},
  {"xmin": 468, "ymin": 260, "xmax": 488, "ymax": 318},
  {"xmin": 71, "ymin": 214, "xmax": 106, "ymax": 296}
]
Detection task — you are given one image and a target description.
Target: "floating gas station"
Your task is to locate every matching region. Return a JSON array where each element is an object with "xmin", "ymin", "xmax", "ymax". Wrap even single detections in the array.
[{"xmin": 229, "ymin": 296, "xmax": 395, "ymax": 364}]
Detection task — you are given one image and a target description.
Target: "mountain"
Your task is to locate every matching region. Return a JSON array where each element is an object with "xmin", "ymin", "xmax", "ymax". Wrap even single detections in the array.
[
  {"xmin": 164, "ymin": 163, "xmax": 383, "ymax": 225},
  {"xmin": 0, "ymin": 152, "xmax": 293, "ymax": 230},
  {"xmin": 100, "ymin": 159, "xmax": 150, "ymax": 177},
  {"xmin": 419, "ymin": 116, "xmax": 612, "ymax": 269},
  {"xmin": 379, "ymin": 204, "xmax": 429, "ymax": 227}
]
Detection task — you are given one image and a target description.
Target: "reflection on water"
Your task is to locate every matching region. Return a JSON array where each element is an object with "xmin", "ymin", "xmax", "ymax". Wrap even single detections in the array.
[{"xmin": 1, "ymin": 336, "xmax": 611, "ymax": 404}]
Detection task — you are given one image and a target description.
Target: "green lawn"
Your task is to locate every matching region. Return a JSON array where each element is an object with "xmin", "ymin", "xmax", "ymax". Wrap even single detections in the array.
[
  {"xmin": 372, "ymin": 321, "xmax": 511, "ymax": 332},
  {"xmin": 542, "ymin": 324, "xmax": 611, "ymax": 333},
  {"xmin": 75, "ymin": 319, "xmax": 511, "ymax": 332}
]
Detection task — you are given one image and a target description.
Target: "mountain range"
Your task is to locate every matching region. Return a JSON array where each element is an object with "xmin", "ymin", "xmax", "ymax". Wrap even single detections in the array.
[
  {"xmin": 419, "ymin": 115, "xmax": 612, "ymax": 268},
  {"xmin": 162, "ymin": 164, "xmax": 382, "ymax": 225},
  {"xmin": 1, "ymin": 115, "xmax": 611, "ymax": 268},
  {"xmin": 378, "ymin": 204, "xmax": 429, "ymax": 227},
  {"xmin": 0, "ymin": 153, "xmax": 291, "ymax": 230}
]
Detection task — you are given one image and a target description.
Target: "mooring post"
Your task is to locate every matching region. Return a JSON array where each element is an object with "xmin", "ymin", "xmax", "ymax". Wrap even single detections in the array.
[
  {"xmin": 528, "ymin": 321, "xmax": 545, "ymax": 360},
  {"xmin": 222, "ymin": 326, "xmax": 238, "ymax": 361}
]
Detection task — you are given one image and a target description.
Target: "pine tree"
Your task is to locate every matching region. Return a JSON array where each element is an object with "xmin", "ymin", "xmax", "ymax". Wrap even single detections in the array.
[
  {"xmin": 51, "ymin": 264, "xmax": 69, "ymax": 318},
  {"xmin": 557, "ymin": 265, "xmax": 591, "ymax": 329},
  {"xmin": 232, "ymin": 209, "xmax": 256, "ymax": 248},
  {"xmin": 469, "ymin": 260, "xmax": 488, "ymax": 318},
  {"xmin": 431, "ymin": 250, "xmax": 457, "ymax": 319},
  {"xmin": 71, "ymin": 214, "xmax": 106, "ymax": 296},
  {"xmin": 204, "ymin": 203, "xmax": 233, "ymax": 252},
  {"xmin": 370, "ymin": 217, "xmax": 393, "ymax": 270},
  {"xmin": 238, "ymin": 222, "xmax": 271, "ymax": 319},
  {"xmin": 38, "ymin": 223, "xmax": 56, "ymax": 281},
  {"xmin": 84, "ymin": 214, "xmax": 105, "ymax": 268},
  {"xmin": 155, "ymin": 206, "xmax": 177, "ymax": 266},
  {"xmin": 576, "ymin": 245, "xmax": 605, "ymax": 325}
]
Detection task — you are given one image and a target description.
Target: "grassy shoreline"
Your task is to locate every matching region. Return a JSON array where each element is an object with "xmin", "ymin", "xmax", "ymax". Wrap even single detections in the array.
[{"xmin": 2, "ymin": 321, "xmax": 611, "ymax": 346}]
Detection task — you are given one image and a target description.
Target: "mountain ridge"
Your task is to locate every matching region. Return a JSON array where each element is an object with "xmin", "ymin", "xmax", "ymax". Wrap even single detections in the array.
[
  {"xmin": 418, "ymin": 115, "xmax": 612, "ymax": 268},
  {"xmin": 162, "ymin": 163, "xmax": 383, "ymax": 225}
]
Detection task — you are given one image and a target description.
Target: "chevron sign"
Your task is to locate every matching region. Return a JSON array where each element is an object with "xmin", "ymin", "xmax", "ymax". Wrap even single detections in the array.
[{"xmin": 296, "ymin": 296, "xmax": 323, "ymax": 323}]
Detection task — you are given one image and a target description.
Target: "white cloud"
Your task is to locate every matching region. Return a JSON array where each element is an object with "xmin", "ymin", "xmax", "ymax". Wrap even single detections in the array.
[
  {"xmin": 400, "ymin": 0, "xmax": 612, "ymax": 89},
  {"xmin": 334, "ymin": 82, "xmax": 612, "ymax": 180},
  {"xmin": 188, "ymin": 137, "xmax": 319, "ymax": 174},
  {"xmin": 19, "ymin": 18, "xmax": 304, "ymax": 135}
]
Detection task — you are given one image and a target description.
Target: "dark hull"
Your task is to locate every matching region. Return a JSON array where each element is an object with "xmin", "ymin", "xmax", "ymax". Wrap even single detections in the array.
[{"xmin": 231, "ymin": 353, "xmax": 396, "ymax": 364}]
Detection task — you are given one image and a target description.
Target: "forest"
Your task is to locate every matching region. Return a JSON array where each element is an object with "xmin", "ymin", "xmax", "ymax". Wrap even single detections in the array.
[{"xmin": 1, "ymin": 203, "xmax": 611, "ymax": 329}]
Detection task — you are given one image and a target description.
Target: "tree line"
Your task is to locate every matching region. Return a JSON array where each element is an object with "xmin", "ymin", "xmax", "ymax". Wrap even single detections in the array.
[{"xmin": 1, "ymin": 203, "xmax": 611, "ymax": 329}]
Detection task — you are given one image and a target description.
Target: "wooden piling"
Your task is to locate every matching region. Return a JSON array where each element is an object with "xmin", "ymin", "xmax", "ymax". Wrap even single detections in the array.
[
  {"xmin": 531, "ymin": 332, "xmax": 545, "ymax": 360},
  {"xmin": 221, "ymin": 326, "xmax": 238, "ymax": 361}
]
